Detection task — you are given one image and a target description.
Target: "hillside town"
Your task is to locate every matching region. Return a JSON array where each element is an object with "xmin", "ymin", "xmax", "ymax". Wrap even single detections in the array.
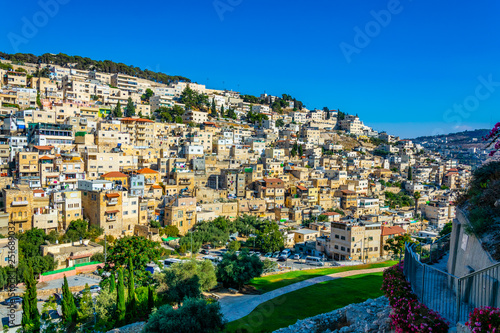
[{"xmin": 0, "ymin": 57, "xmax": 472, "ymax": 269}]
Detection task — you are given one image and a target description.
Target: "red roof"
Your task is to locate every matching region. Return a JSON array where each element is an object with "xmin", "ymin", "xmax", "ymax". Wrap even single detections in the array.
[
  {"xmin": 341, "ymin": 190, "xmax": 356, "ymax": 195},
  {"xmin": 151, "ymin": 185, "xmax": 162, "ymax": 189},
  {"xmin": 39, "ymin": 156, "xmax": 53, "ymax": 160},
  {"xmin": 381, "ymin": 226, "xmax": 406, "ymax": 236},
  {"xmin": 105, "ymin": 193, "xmax": 120, "ymax": 198},
  {"xmin": 102, "ymin": 171, "xmax": 128, "ymax": 178},
  {"xmin": 33, "ymin": 145, "xmax": 54, "ymax": 150},
  {"xmin": 323, "ymin": 212, "xmax": 340, "ymax": 216},
  {"xmin": 297, "ymin": 185, "xmax": 307, "ymax": 191},
  {"xmin": 263, "ymin": 178, "xmax": 282, "ymax": 183},
  {"xmin": 33, "ymin": 189, "xmax": 45, "ymax": 193},
  {"xmin": 105, "ymin": 210, "xmax": 120, "ymax": 214},
  {"xmin": 136, "ymin": 118, "xmax": 154, "ymax": 123},
  {"xmin": 137, "ymin": 167, "xmax": 158, "ymax": 174}
]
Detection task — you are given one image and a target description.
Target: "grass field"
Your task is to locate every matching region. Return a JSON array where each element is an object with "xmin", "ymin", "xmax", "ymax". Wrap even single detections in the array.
[
  {"xmin": 249, "ymin": 260, "xmax": 396, "ymax": 293},
  {"xmin": 226, "ymin": 272, "xmax": 384, "ymax": 333}
]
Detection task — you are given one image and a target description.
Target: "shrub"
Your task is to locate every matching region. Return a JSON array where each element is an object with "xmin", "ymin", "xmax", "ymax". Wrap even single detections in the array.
[
  {"xmin": 381, "ymin": 263, "xmax": 449, "ymax": 332},
  {"xmin": 466, "ymin": 307, "xmax": 500, "ymax": 332}
]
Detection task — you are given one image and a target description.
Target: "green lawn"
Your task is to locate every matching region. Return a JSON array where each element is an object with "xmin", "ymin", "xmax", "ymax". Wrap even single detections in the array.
[
  {"xmin": 249, "ymin": 260, "xmax": 396, "ymax": 293},
  {"xmin": 226, "ymin": 272, "xmax": 384, "ymax": 333}
]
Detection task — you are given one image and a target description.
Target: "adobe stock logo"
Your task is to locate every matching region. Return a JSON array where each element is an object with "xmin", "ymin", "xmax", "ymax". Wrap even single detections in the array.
[
  {"xmin": 213, "ymin": 0, "xmax": 243, "ymax": 21},
  {"xmin": 7, "ymin": 0, "xmax": 70, "ymax": 52},
  {"xmin": 339, "ymin": 0, "xmax": 409, "ymax": 64}
]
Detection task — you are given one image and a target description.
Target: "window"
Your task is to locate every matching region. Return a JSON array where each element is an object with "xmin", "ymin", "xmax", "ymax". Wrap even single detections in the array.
[
  {"xmin": 334, "ymin": 234, "xmax": 339, "ymax": 239},
  {"xmin": 340, "ymin": 236, "xmax": 345, "ymax": 240}
]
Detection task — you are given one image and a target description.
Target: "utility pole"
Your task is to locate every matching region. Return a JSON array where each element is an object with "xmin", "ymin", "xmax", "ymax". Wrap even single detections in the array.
[{"xmin": 190, "ymin": 231, "xmax": 193, "ymax": 259}]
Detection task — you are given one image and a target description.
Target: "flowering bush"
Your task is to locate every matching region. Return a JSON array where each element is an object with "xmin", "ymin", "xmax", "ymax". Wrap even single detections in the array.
[
  {"xmin": 381, "ymin": 263, "xmax": 449, "ymax": 333},
  {"xmin": 483, "ymin": 122, "xmax": 500, "ymax": 156},
  {"xmin": 466, "ymin": 307, "xmax": 500, "ymax": 332}
]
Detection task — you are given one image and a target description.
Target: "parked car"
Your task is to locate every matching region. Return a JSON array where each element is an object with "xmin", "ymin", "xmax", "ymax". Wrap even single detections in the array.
[
  {"xmin": 253, "ymin": 252, "xmax": 261, "ymax": 257},
  {"xmin": 264, "ymin": 252, "xmax": 273, "ymax": 258},
  {"xmin": 3, "ymin": 296, "xmax": 22, "ymax": 305},
  {"xmin": 293, "ymin": 254, "xmax": 301, "ymax": 260},
  {"xmin": 277, "ymin": 256, "xmax": 287, "ymax": 262},
  {"xmin": 272, "ymin": 251, "xmax": 280, "ymax": 258},
  {"xmin": 89, "ymin": 285, "xmax": 101, "ymax": 293},
  {"xmin": 202, "ymin": 244, "xmax": 212, "ymax": 250},
  {"xmin": 200, "ymin": 249, "xmax": 210, "ymax": 255}
]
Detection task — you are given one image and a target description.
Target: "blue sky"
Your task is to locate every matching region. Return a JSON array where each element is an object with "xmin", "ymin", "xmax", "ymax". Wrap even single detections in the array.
[{"xmin": 1, "ymin": 0, "xmax": 499, "ymax": 138}]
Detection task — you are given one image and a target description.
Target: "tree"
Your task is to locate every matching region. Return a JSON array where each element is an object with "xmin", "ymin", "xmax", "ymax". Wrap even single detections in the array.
[
  {"xmin": 138, "ymin": 111, "xmax": 143, "ymax": 118},
  {"xmin": 141, "ymin": 88, "xmax": 154, "ymax": 102},
  {"xmin": 256, "ymin": 222, "xmax": 284, "ymax": 253},
  {"xmin": 109, "ymin": 275, "xmax": 116, "ymax": 293},
  {"xmin": 126, "ymin": 97, "xmax": 136, "ymax": 117},
  {"xmin": 216, "ymin": 250, "xmax": 264, "ymax": 290},
  {"xmin": 94, "ymin": 288, "xmax": 117, "ymax": 332},
  {"xmin": 408, "ymin": 167, "xmax": 413, "ymax": 181},
  {"xmin": 113, "ymin": 102, "xmax": 122, "ymax": 118},
  {"xmin": 78, "ymin": 284, "xmax": 93, "ymax": 324},
  {"xmin": 143, "ymin": 298, "xmax": 225, "ymax": 333},
  {"xmin": 62, "ymin": 275, "xmax": 77, "ymax": 328},
  {"xmin": 147, "ymin": 285, "xmax": 155, "ymax": 315},
  {"xmin": 105, "ymin": 236, "xmax": 164, "ymax": 285},
  {"xmin": 298, "ymin": 144, "xmax": 304, "ymax": 157},
  {"xmin": 413, "ymin": 191, "xmax": 421, "ymax": 215},
  {"xmin": 116, "ymin": 268, "xmax": 126, "ymax": 326},
  {"xmin": 439, "ymin": 222, "xmax": 453, "ymax": 237},
  {"xmin": 161, "ymin": 225, "xmax": 179, "ymax": 237},
  {"xmin": 126, "ymin": 258, "xmax": 137, "ymax": 323},
  {"xmin": 275, "ymin": 119, "xmax": 285, "ymax": 128},
  {"xmin": 228, "ymin": 240, "xmax": 241, "ymax": 252},
  {"xmin": 210, "ymin": 98, "xmax": 217, "ymax": 117},
  {"xmin": 22, "ymin": 266, "xmax": 40, "ymax": 332},
  {"xmin": 63, "ymin": 219, "xmax": 89, "ymax": 242},
  {"xmin": 383, "ymin": 234, "xmax": 414, "ymax": 258},
  {"xmin": 158, "ymin": 259, "xmax": 216, "ymax": 300}
]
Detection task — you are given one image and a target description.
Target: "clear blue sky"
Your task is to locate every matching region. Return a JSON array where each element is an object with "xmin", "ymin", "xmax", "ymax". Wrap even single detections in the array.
[{"xmin": 1, "ymin": 0, "xmax": 499, "ymax": 138}]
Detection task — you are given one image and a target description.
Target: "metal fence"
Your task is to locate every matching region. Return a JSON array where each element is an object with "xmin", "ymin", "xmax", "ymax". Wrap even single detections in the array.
[{"xmin": 404, "ymin": 242, "xmax": 500, "ymax": 324}]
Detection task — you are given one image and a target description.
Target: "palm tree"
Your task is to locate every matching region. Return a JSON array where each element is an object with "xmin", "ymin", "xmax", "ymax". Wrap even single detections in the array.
[{"xmin": 413, "ymin": 191, "xmax": 421, "ymax": 216}]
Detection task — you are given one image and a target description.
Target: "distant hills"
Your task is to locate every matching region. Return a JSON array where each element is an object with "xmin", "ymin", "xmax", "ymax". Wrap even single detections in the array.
[
  {"xmin": 0, "ymin": 52, "xmax": 190, "ymax": 84},
  {"xmin": 412, "ymin": 129, "xmax": 489, "ymax": 148}
]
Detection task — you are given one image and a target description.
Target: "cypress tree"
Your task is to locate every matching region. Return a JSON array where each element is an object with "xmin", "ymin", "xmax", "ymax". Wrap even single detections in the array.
[
  {"xmin": 109, "ymin": 275, "xmax": 116, "ymax": 293},
  {"xmin": 408, "ymin": 167, "xmax": 413, "ymax": 181},
  {"xmin": 116, "ymin": 268, "xmax": 126, "ymax": 326},
  {"xmin": 147, "ymin": 285, "xmax": 155, "ymax": 315},
  {"xmin": 61, "ymin": 275, "xmax": 77, "ymax": 328},
  {"xmin": 126, "ymin": 258, "xmax": 137, "ymax": 323},
  {"xmin": 22, "ymin": 266, "xmax": 40, "ymax": 332}
]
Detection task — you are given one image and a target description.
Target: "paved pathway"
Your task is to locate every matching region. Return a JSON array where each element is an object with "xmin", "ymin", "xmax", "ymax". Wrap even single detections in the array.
[{"xmin": 219, "ymin": 266, "xmax": 388, "ymax": 322}]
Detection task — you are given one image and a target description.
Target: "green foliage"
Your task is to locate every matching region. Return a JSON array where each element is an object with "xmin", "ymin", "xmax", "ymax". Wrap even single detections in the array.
[
  {"xmin": 147, "ymin": 285, "xmax": 155, "ymax": 316},
  {"xmin": 126, "ymin": 258, "xmax": 137, "ymax": 323},
  {"xmin": 116, "ymin": 268, "xmax": 126, "ymax": 326},
  {"xmin": 383, "ymin": 234, "xmax": 414, "ymax": 257},
  {"xmin": 125, "ymin": 97, "xmax": 136, "ymax": 117},
  {"xmin": 180, "ymin": 85, "xmax": 209, "ymax": 110},
  {"xmin": 384, "ymin": 191, "xmax": 414, "ymax": 209},
  {"xmin": 109, "ymin": 275, "xmax": 116, "ymax": 293},
  {"xmin": 141, "ymin": 88, "xmax": 154, "ymax": 102},
  {"xmin": 17, "ymin": 228, "xmax": 56, "ymax": 277},
  {"xmin": 22, "ymin": 266, "xmax": 40, "ymax": 332},
  {"xmin": 246, "ymin": 110, "xmax": 268, "ymax": 125},
  {"xmin": 408, "ymin": 167, "xmax": 413, "ymax": 181},
  {"xmin": 217, "ymin": 250, "xmax": 264, "ymax": 290},
  {"xmin": 62, "ymin": 276, "xmax": 77, "ymax": 328},
  {"xmin": 160, "ymin": 225, "xmax": 180, "ymax": 237},
  {"xmin": 275, "ymin": 119, "xmax": 285, "ymax": 128},
  {"xmin": 159, "ymin": 259, "xmax": 216, "ymax": 294},
  {"xmin": 91, "ymin": 252, "xmax": 105, "ymax": 262},
  {"xmin": 241, "ymin": 94, "xmax": 260, "ymax": 104},
  {"xmin": 439, "ymin": 222, "xmax": 453, "ymax": 237},
  {"xmin": 95, "ymin": 288, "xmax": 117, "ymax": 331},
  {"xmin": 0, "ymin": 52, "xmax": 190, "ymax": 83},
  {"xmin": 256, "ymin": 221, "xmax": 285, "ymax": 253},
  {"xmin": 144, "ymin": 298, "xmax": 225, "ymax": 333},
  {"xmin": 228, "ymin": 240, "xmax": 241, "ymax": 251},
  {"xmin": 77, "ymin": 284, "xmax": 93, "ymax": 324},
  {"xmin": 105, "ymin": 236, "xmax": 164, "ymax": 286},
  {"xmin": 113, "ymin": 102, "xmax": 122, "ymax": 118},
  {"xmin": 0, "ymin": 63, "xmax": 13, "ymax": 70},
  {"xmin": 150, "ymin": 220, "xmax": 161, "ymax": 228},
  {"xmin": 157, "ymin": 105, "xmax": 184, "ymax": 123}
]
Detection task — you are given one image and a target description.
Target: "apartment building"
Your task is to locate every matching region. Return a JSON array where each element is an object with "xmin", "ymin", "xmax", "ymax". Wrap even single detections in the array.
[
  {"xmin": 164, "ymin": 196, "xmax": 197, "ymax": 235},
  {"xmin": 111, "ymin": 73, "xmax": 139, "ymax": 93},
  {"xmin": 330, "ymin": 221, "xmax": 382, "ymax": 261},
  {"xmin": 2, "ymin": 186, "xmax": 33, "ymax": 232}
]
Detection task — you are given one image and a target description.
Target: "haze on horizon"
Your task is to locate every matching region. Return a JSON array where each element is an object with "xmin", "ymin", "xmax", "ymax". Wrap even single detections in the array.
[{"xmin": 1, "ymin": 0, "xmax": 498, "ymax": 138}]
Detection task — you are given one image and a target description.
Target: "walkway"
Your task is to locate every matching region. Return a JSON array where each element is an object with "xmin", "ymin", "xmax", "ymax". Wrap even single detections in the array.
[{"xmin": 219, "ymin": 266, "xmax": 388, "ymax": 322}]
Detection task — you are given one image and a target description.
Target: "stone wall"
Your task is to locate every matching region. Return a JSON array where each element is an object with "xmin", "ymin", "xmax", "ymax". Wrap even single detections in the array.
[{"xmin": 447, "ymin": 209, "xmax": 497, "ymax": 278}]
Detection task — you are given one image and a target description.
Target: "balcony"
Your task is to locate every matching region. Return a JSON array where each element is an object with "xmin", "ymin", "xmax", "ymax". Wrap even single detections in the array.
[
  {"xmin": 145, "ymin": 178, "xmax": 154, "ymax": 185},
  {"xmin": 107, "ymin": 199, "xmax": 118, "ymax": 206},
  {"xmin": 106, "ymin": 216, "xmax": 116, "ymax": 222},
  {"xmin": 11, "ymin": 201, "xmax": 29, "ymax": 206},
  {"xmin": 178, "ymin": 178, "xmax": 191, "ymax": 185}
]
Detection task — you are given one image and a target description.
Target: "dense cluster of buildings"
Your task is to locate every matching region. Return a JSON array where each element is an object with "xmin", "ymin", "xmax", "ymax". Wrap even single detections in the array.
[{"xmin": 0, "ymin": 59, "xmax": 472, "ymax": 264}]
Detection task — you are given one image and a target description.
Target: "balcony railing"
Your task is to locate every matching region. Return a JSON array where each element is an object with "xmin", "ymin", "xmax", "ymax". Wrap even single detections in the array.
[
  {"xmin": 106, "ymin": 216, "xmax": 116, "ymax": 222},
  {"xmin": 107, "ymin": 199, "xmax": 118, "ymax": 206},
  {"xmin": 11, "ymin": 201, "xmax": 29, "ymax": 206}
]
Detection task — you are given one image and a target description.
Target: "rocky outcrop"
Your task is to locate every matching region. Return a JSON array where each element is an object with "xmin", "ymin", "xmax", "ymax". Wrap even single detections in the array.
[
  {"xmin": 106, "ymin": 322, "xmax": 145, "ymax": 333},
  {"xmin": 273, "ymin": 296, "xmax": 393, "ymax": 333}
]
